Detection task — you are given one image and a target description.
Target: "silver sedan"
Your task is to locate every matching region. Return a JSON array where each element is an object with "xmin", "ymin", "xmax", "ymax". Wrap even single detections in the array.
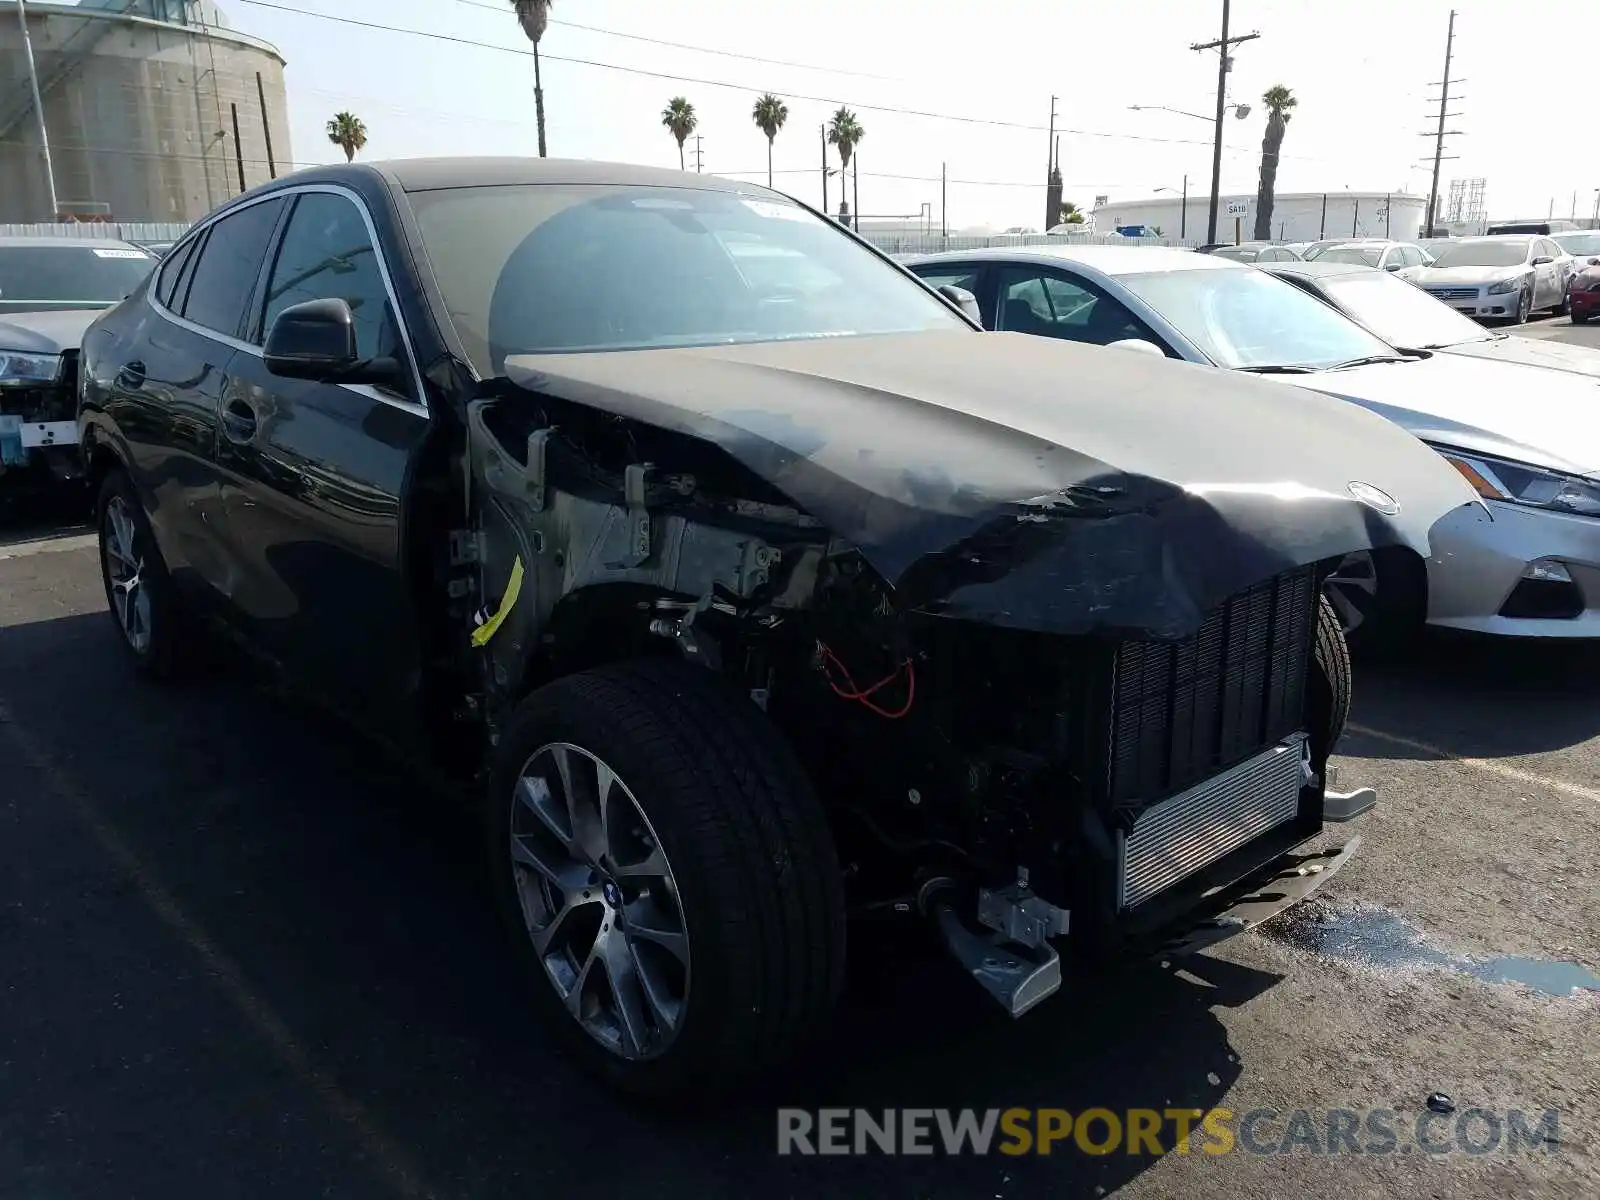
[
  {"xmin": 904, "ymin": 244, "xmax": 1600, "ymax": 649},
  {"xmin": 1409, "ymin": 235, "xmax": 1572, "ymax": 323}
]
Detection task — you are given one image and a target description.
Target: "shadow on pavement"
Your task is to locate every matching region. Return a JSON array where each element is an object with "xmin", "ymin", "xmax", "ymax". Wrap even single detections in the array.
[
  {"xmin": 0, "ymin": 481, "xmax": 91, "ymax": 547},
  {"xmin": 0, "ymin": 611, "xmax": 1270, "ymax": 1199},
  {"xmin": 1350, "ymin": 630, "xmax": 1600, "ymax": 760}
]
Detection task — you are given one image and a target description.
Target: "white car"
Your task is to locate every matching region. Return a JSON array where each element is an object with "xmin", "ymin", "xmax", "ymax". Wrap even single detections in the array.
[
  {"xmin": 1311, "ymin": 240, "xmax": 1435, "ymax": 279},
  {"xmin": 1554, "ymin": 230, "xmax": 1600, "ymax": 272},
  {"xmin": 1411, "ymin": 235, "xmax": 1573, "ymax": 322},
  {"xmin": 904, "ymin": 243, "xmax": 1600, "ymax": 648}
]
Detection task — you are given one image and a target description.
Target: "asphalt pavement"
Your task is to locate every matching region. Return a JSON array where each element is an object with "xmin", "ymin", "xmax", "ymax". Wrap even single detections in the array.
[{"xmin": 3, "ymin": 318, "xmax": 1598, "ymax": 1199}]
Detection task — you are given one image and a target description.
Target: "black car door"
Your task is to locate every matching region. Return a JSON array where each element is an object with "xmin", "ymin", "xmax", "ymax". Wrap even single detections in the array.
[
  {"xmin": 212, "ymin": 186, "xmax": 433, "ymax": 745},
  {"xmin": 97, "ymin": 196, "xmax": 288, "ymax": 608}
]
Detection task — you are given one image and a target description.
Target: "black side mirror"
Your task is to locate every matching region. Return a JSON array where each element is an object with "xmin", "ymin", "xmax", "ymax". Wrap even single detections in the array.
[
  {"xmin": 264, "ymin": 298, "xmax": 360, "ymax": 379},
  {"xmin": 263, "ymin": 297, "xmax": 404, "ymax": 387},
  {"xmin": 938, "ymin": 284, "xmax": 984, "ymax": 326},
  {"xmin": 1531, "ymin": 255, "xmax": 1554, "ymax": 266}
]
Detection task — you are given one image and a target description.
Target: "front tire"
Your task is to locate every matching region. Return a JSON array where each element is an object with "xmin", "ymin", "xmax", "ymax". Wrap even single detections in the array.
[
  {"xmin": 96, "ymin": 468, "xmax": 190, "ymax": 680},
  {"xmin": 1513, "ymin": 286, "xmax": 1531, "ymax": 324},
  {"xmin": 1323, "ymin": 548, "xmax": 1426, "ymax": 658},
  {"xmin": 1310, "ymin": 594, "xmax": 1352, "ymax": 762},
  {"xmin": 486, "ymin": 659, "xmax": 847, "ymax": 1100}
]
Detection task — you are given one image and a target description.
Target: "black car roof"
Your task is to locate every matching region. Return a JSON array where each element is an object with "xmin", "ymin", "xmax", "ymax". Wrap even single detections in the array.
[{"xmin": 241, "ymin": 157, "xmax": 775, "ymax": 197}]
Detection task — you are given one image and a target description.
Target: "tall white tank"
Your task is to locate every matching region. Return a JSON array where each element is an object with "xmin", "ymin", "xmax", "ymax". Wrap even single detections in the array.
[{"xmin": 0, "ymin": 0, "xmax": 293, "ymax": 222}]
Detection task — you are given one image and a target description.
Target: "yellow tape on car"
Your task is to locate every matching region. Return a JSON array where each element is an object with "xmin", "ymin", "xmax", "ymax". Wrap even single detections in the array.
[{"xmin": 470, "ymin": 555, "xmax": 525, "ymax": 648}]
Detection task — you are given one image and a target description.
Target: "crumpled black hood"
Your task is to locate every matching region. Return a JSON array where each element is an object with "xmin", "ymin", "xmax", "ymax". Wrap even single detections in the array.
[{"xmin": 505, "ymin": 331, "xmax": 1486, "ymax": 638}]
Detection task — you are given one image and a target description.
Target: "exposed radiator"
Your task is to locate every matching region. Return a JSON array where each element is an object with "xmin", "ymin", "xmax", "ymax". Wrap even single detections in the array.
[
  {"xmin": 1118, "ymin": 733, "xmax": 1308, "ymax": 909},
  {"xmin": 1105, "ymin": 566, "xmax": 1316, "ymax": 809}
]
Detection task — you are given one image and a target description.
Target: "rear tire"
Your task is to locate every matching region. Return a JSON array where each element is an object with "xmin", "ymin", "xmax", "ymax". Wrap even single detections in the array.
[
  {"xmin": 95, "ymin": 467, "xmax": 192, "ymax": 681},
  {"xmin": 486, "ymin": 658, "xmax": 846, "ymax": 1101},
  {"xmin": 1554, "ymin": 290, "xmax": 1570, "ymax": 317}
]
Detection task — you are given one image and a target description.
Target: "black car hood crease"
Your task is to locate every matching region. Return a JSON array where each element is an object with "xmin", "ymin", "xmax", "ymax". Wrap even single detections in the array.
[{"xmin": 504, "ymin": 331, "xmax": 1483, "ymax": 640}]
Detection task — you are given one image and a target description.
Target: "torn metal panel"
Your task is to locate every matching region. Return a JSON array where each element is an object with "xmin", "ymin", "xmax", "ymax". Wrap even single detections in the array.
[
  {"xmin": 504, "ymin": 329, "xmax": 1488, "ymax": 639},
  {"xmin": 464, "ymin": 398, "xmax": 823, "ymax": 695}
]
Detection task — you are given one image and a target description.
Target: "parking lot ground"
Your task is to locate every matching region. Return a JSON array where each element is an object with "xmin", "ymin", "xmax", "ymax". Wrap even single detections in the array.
[{"xmin": 3, "ymin": 486, "xmax": 1598, "ymax": 1198}]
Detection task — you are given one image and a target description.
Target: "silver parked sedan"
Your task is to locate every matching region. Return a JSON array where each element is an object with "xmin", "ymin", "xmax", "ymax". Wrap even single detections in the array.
[
  {"xmin": 904, "ymin": 244, "xmax": 1600, "ymax": 648},
  {"xmin": 1410, "ymin": 235, "xmax": 1572, "ymax": 323},
  {"xmin": 1264, "ymin": 260, "xmax": 1600, "ymax": 380}
]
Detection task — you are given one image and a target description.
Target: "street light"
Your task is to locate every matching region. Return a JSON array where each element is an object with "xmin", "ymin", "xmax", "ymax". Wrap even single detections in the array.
[
  {"xmin": 1154, "ymin": 177, "xmax": 1191, "ymax": 239},
  {"xmin": 1129, "ymin": 103, "xmax": 1251, "ymax": 123}
]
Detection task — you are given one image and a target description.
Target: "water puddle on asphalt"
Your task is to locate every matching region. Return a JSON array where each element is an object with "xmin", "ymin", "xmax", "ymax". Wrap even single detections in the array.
[{"xmin": 1259, "ymin": 900, "xmax": 1600, "ymax": 998}]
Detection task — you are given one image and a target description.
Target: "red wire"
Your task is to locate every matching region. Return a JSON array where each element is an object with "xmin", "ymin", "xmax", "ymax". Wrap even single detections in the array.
[{"xmin": 817, "ymin": 642, "xmax": 916, "ymax": 719}]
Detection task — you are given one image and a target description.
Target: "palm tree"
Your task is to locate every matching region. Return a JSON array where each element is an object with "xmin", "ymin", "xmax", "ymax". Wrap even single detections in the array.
[
  {"xmin": 325, "ymin": 112, "xmax": 367, "ymax": 163},
  {"xmin": 510, "ymin": 0, "xmax": 553, "ymax": 157},
  {"xmin": 826, "ymin": 107, "xmax": 864, "ymax": 225},
  {"xmin": 1252, "ymin": 85, "xmax": 1298, "ymax": 240},
  {"xmin": 1058, "ymin": 200, "xmax": 1085, "ymax": 225},
  {"xmin": 751, "ymin": 93, "xmax": 789, "ymax": 189},
  {"xmin": 662, "ymin": 97, "xmax": 697, "ymax": 171}
]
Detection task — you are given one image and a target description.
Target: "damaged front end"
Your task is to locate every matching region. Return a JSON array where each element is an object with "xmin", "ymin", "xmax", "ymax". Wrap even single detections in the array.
[{"xmin": 452, "ymin": 333, "xmax": 1478, "ymax": 1018}]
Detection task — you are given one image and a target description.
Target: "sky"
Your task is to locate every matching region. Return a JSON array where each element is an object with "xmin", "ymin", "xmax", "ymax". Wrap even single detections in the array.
[{"xmin": 211, "ymin": 0, "xmax": 1600, "ymax": 231}]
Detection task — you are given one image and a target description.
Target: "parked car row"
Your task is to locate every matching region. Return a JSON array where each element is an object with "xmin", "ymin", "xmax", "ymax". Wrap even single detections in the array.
[{"xmin": 905, "ymin": 242, "xmax": 1600, "ymax": 650}]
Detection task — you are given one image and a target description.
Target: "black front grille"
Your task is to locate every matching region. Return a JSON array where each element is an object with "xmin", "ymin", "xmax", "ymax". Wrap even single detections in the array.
[{"xmin": 1104, "ymin": 567, "xmax": 1317, "ymax": 809}]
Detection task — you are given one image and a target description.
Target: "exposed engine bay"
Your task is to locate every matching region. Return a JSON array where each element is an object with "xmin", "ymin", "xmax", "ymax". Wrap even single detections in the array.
[{"xmin": 456, "ymin": 384, "xmax": 1378, "ymax": 1016}]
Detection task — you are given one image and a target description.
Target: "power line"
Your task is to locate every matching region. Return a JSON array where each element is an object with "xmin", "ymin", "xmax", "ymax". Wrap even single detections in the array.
[
  {"xmin": 453, "ymin": 0, "xmax": 900, "ymax": 81},
  {"xmin": 231, "ymin": 0, "xmax": 1297, "ymax": 153}
]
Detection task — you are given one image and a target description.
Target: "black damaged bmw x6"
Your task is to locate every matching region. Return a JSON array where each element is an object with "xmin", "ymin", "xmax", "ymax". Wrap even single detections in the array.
[{"xmin": 77, "ymin": 158, "xmax": 1483, "ymax": 1098}]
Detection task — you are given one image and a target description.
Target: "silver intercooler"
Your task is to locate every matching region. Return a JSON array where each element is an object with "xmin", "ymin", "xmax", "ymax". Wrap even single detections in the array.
[{"xmin": 1117, "ymin": 732, "xmax": 1310, "ymax": 910}]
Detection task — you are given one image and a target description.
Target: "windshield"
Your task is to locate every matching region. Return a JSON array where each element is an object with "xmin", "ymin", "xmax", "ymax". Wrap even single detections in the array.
[
  {"xmin": 1555, "ymin": 232, "xmax": 1600, "ymax": 256},
  {"xmin": 0, "ymin": 244, "xmax": 155, "ymax": 309},
  {"xmin": 1428, "ymin": 240, "xmax": 1531, "ymax": 268},
  {"xmin": 407, "ymin": 183, "xmax": 966, "ymax": 373},
  {"xmin": 1117, "ymin": 265, "xmax": 1396, "ymax": 370},
  {"xmin": 1318, "ymin": 245, "xmax": 1384, "ymax": 267},
  {"xmin": 1208, "ymin": 246, "xmax": 1258, "ymax": 261},
  {"xmin": 1300, "ymin": 242, "xmax": 1345, "ymax": 261},
  {"xmin": 1321, "ymin": 270, "xmax": 1492, "ymax": 349}
]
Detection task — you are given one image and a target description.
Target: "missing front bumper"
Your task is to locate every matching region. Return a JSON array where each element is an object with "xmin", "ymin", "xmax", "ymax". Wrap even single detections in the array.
[{"xmin": 1149, "ymin": 837, "xmax": 1360, "ymax": 959}]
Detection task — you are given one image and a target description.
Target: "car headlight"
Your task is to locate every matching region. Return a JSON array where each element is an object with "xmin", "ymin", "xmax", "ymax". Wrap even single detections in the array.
[
  {"xmin": 1437, "ymin": 448, "xmax": 1600, "ymax": 518},
  {"xmin": 1486, "ymin": 274, "xmax": 1526, "ymax": 295},
  {"xmin": 0, "ymin": 350, "xmax": 63, "ymax": 387}
]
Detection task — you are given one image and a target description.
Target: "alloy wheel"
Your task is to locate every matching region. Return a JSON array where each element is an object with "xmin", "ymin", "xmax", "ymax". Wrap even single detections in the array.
[
  {"xmin": 509, "ymin": 742, "xmax": 690, "ymax": 1061},
  {"xmin": 103, "ymin": 495, "xmax": 153, "ymax": 655},
  {"xmin": 1323, "ymin": 550, "xmax": 1379, "ymax": 635}
]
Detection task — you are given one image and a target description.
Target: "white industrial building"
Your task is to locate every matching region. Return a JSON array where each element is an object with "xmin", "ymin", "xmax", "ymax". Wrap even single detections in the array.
[{"xmin": 1091, "ymin": 191, "xmax": 1428, "ymax": 245}]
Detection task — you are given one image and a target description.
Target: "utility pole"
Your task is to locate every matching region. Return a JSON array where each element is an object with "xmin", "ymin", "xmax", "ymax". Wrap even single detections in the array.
[
  {"xmin": 1421, "ymin": 10, "xmax": 1459, "ymax": 238},
  {"xmin": 852, "ymin": 152, "xmax": 859, "ymax": 230},
  {"xmin": 1044, "ymin": 95, "xmax": 1058, "ymax": 231},
  {"xmin": 941, "ymin": 162, "xmax": 947, "ymax": 241},
  {"xmin": 15, "ymin": 0, "xmax": 60, "ymax": 220},
  {"xmin": 1191, "ymin": 1, "xmax": 1260, "ymax": 245},
  {"xmin": 821, "ymin": 124, "xmax": 829, "ymax": 215},
  {"xmin": 693, "ymin": 135, "xmax": 703, "ymax": 174}
]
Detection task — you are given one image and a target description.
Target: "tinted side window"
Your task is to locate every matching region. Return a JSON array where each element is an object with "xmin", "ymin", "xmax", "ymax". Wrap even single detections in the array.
[
  {"xmin": 995, "ymin": 268, "xmax": 1157, "ymax": 347},
  {"xmin": 261, "ymin": 192, "xmax": 400, "ymax": 366},
  {"xmin": 181, "ymin": 198, "xmax": 287, "ymax": 337},
  {"xmin": 155, "ymin": 237, "xmax": 197, "ymax": 308}
]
